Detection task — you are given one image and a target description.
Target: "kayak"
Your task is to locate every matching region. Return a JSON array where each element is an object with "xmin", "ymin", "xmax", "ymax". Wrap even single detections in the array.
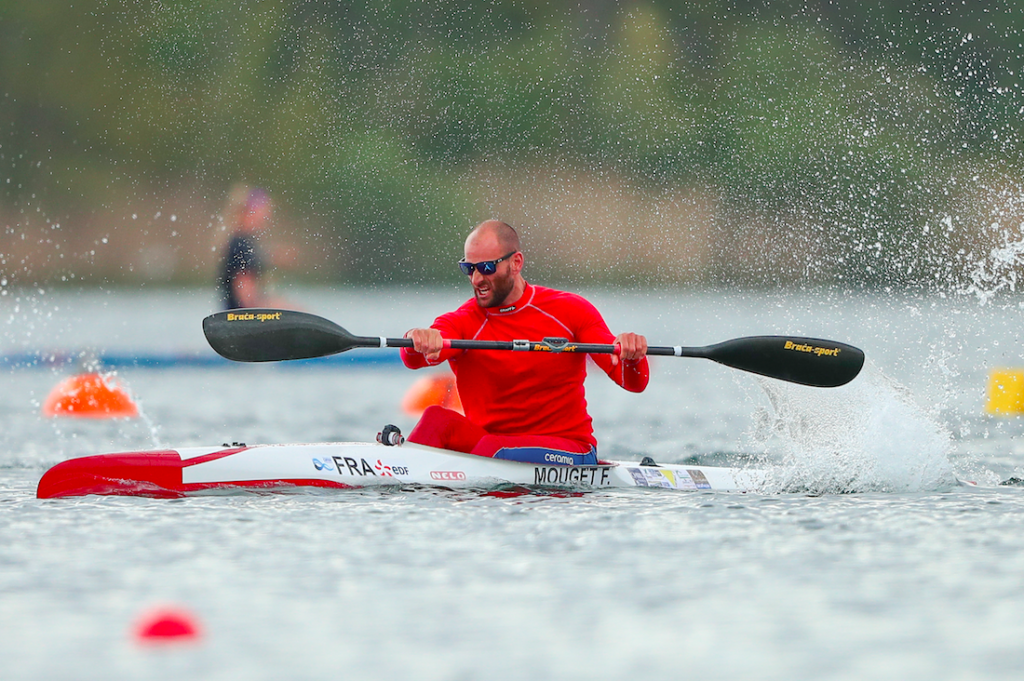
[
  {"xmin": 31, "ymin": 310, "xmax": 874, "ymax": 499},
  {"xmin": 36, "ymin": 440, "xmax": 769, "ymax": 499}
]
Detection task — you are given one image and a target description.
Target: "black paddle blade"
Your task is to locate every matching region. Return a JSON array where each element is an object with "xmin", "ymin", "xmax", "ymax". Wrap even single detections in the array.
[
  {"xmin": 701, "ymin": 336, "xmax": 865, "ymax": 388},
  {"xmin": 203, "ymin": 309, "xmax": 359, "ymax": 362}
]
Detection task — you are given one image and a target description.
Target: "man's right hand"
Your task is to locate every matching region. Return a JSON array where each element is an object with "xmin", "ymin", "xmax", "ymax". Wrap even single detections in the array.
[{"xmin": 405, "ymin": 328, "xmax": 445, "ymax": 362}]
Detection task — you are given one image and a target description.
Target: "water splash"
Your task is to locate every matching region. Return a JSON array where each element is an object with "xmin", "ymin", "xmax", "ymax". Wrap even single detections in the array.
[
  {"xmin": 962, "ymin": 223, "xmax": 1024, "ymax": 306},
  {"xmin": 750, "ymin": 363, "xmax": 957, "ymax": 494}
]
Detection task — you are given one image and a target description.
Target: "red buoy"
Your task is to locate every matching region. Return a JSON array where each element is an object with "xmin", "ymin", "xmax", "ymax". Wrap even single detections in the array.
[
  {"xmin": 133, "ymin": 606, "xmax": 202, "ymax": 644},
  {"xmin": 41, "ymin": 372, "xmax": 139, "ymax": 419}
]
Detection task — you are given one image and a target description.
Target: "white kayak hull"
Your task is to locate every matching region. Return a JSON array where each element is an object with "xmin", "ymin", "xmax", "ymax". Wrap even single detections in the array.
[{"xmin": 37, "ymin": 441, "xmax": 768, "ymax": 499}]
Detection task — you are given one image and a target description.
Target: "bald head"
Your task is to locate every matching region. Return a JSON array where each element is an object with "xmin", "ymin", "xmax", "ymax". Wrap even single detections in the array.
[
  {"xmin": 467, "ymin": 220, "xmax": 520, "ymax": 255},
  {"xmin": 463, "ymin": 220, "xmax": 526, "ymax": 308}
]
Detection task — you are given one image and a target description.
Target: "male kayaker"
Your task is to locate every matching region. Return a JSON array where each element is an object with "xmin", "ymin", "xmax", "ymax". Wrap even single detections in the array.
[{"xmin": 401, "ymin": 220, "xmax": 649, "ymax": 465}]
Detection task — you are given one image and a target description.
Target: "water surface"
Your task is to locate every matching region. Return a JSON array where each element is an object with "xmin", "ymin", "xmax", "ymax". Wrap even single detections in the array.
[{"xmin": 2, "ymin": 286, "xmax": 1023, "ymax": 680}]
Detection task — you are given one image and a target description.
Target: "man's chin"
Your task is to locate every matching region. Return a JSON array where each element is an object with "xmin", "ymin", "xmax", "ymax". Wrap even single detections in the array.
[{"xmin": 474, "ymin": 292, "xmax": 493, "ymax": 307}]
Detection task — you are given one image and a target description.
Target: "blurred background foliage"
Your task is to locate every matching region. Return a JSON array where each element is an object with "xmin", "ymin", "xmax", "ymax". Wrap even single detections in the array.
[{"xmin": 3, "ymin": 0, "xmax": 1024, "ymax": 288}]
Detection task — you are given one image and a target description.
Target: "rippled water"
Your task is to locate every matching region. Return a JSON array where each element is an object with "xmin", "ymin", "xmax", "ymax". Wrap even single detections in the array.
[{"xmin": 3, "ymin": 286, "xmax": 1024, "ymax": 680}]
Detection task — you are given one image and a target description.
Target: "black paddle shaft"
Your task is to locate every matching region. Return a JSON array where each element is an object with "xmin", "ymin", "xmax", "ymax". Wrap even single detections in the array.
[{"xmin": 203, "ymin": 309, "xmax": 865, "ymax": 387}]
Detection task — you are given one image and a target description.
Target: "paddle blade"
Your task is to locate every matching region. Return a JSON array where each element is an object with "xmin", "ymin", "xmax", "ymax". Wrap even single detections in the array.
[
  {"xmin": 701, "ymin": 336, "xmax": 865, "ymax": 388},
  {"xmin": 203, "ymin": 309, "xmax": 357, "ymax": 362}
]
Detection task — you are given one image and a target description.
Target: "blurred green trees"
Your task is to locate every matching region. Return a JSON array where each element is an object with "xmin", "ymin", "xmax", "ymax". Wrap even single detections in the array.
[{"xmin": 3, "ymin": 0, "xmax": 1023, "ymax": 287}]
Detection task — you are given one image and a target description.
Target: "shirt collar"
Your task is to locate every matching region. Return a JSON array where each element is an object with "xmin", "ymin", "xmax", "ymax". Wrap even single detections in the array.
[{"xmin": 490, "ymin": 282, "xmax": 532, "ymax": 315}]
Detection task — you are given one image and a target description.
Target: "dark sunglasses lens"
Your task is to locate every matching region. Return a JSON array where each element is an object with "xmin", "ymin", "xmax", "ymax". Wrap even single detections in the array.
[
  {"xmin": 458, "ymin": 261, "xmax": 474, "ymax": 276},
  {"xmin": 477, "ymin": 260, "xmax": 497, "ymax": 275}
]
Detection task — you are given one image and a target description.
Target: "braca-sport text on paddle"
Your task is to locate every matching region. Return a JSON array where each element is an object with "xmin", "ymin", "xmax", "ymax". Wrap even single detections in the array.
[{"xmin": 203, "ymin": 309, "xmax": 865, "ymax": 388}]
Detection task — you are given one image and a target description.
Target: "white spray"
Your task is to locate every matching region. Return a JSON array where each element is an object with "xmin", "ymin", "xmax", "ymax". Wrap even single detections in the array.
[{"xmin": 750, "ymin": 363, "xmax": 957, "ymax": 494}]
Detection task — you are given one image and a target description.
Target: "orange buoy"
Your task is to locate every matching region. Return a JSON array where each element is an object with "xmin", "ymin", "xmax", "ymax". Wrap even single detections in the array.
[
  {"xmin": 41, "ymin": 372, "xmax": 139, "ymax": 419},
  {"xmin": 401, "ymin": 373, "xmax": 463, "ymax": 416},
  {"xmin": 133, "ymin": 606, "xmax": 203, "ymax": 644}
]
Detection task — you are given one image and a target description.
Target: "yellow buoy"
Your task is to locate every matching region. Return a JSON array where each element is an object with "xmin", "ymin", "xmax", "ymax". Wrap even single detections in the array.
[{"xmin": 986, "ymin": 369, "xmax": 1024, "ymax": 415}]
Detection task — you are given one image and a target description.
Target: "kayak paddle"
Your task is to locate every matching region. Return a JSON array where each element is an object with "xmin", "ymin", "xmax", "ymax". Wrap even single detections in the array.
[{"xmin": 203, "ymin": 308, "xmax": 865, "ymax": 388}]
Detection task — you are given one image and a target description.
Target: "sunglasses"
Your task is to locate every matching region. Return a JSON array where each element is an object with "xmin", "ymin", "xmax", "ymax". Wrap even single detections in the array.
[{"xmin": 458, "ymin": 251, "xmax": 518, "ymax": 276}]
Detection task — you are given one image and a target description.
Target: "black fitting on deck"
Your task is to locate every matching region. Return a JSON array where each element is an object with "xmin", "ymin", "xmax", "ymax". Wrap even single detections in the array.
[{"xmin": 377, "ymin": 424, "xmax": 405, "ymax": 447}]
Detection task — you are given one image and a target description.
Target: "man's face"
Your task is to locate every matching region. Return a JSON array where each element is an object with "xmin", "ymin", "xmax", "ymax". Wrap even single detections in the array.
[{"xmin": 463, "ymin": 238, "xmax": 517, "ymax": 308}]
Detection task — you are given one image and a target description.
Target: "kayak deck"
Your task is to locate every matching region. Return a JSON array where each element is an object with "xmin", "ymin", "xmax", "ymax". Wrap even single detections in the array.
[{"xmin": 36, "ymin": 441, "xmax": 769, "ymax": 499}]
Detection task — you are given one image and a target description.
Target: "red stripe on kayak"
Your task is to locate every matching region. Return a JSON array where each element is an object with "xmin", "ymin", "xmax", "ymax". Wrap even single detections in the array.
[
  {"xmin": 36, "ymin": 451, "xmax": 184, "ymax": 499},
  {"xmin": 180, "ymin": 447, "xmax": 247, "ymax": 467}
]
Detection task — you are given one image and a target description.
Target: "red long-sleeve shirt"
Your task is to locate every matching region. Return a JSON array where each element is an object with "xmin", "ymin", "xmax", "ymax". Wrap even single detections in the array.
[{"xmin": 400, "ymin": 283, "xmax": 649, "ymax": 447}]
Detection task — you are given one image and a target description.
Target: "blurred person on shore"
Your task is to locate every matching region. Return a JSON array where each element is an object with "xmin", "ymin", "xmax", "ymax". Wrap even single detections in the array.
[{"xmin": 217, "ymin": 185, "xmax": 296, "ymax": 310}]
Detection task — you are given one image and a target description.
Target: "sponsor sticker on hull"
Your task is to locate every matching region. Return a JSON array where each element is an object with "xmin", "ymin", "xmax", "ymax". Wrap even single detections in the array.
[
  {"xmin": 374, "ymin": 460, "xmax": 409, "ymax": 477},
  {"xmin": 628, "ymin": 468, "xmax": 648, "ymax": 486},
  {"xmin": 430, "ymin": 471, "xmax": 466, "ymax": 481},
  {"xmin": 686, "ymin": 469, "xmax": 712, "ymax": 490},
  {"xmin": 312, "ymin": 458, "xmax": 335, "ymax": 472},
  {"xmin": 625, "ymin": 467, "xmax": 711, "ymax": 490},
  {"xmin": 642, "ymin": 468, "xmax": 676, "ymax": 489},
  {"xmin": 314, "ymin": 456, "xmax": 408, "ymax": 478}
]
